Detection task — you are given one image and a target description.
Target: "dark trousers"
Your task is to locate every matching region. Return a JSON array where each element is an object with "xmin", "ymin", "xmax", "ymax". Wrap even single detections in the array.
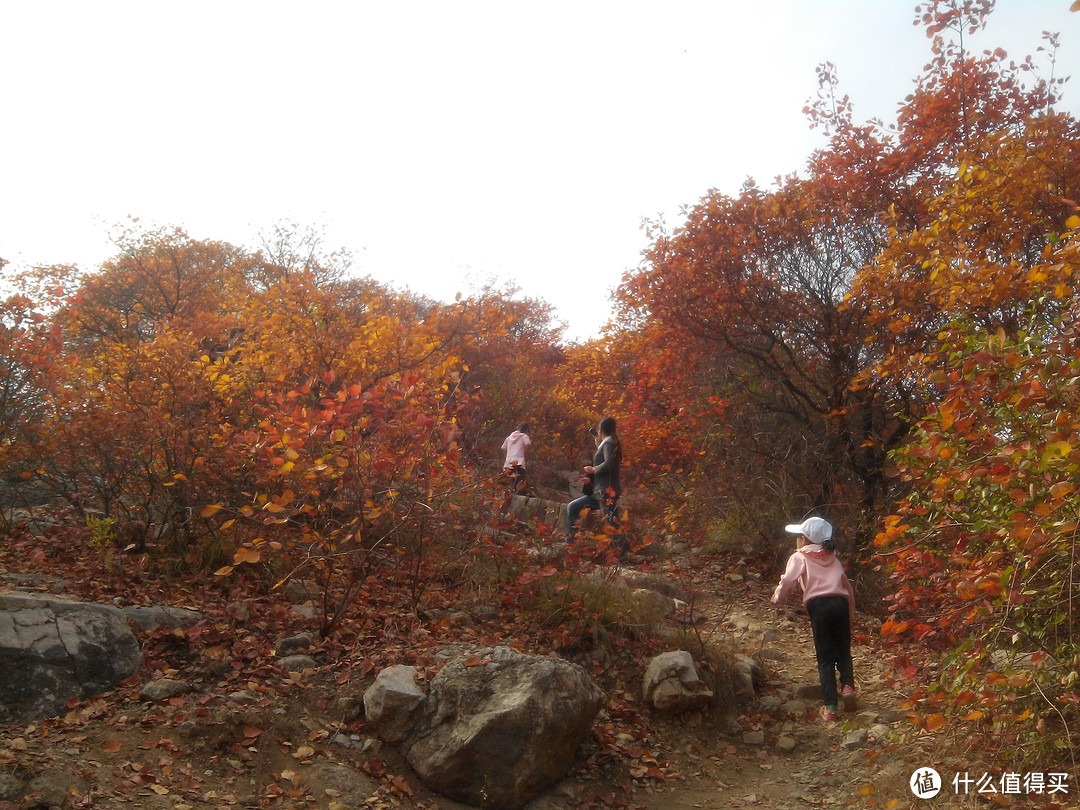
[
  {"xmin": 806, "ymin": 595, "xmax": 854, "ymax": 707},
  {"xmin": 566, "ymin": 495, "xmax": 625, "ymax": 558}
]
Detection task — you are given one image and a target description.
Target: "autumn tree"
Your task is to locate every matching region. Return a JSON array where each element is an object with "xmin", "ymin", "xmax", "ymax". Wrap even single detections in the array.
[
  {"xmin": 609, "ymin": 0, "xmax": 1068, "ymax": 557},
  {"xmin": 451, "ymin": 284, "xmax": 577, "ymax": 488},
  {"xmin": 0, "ymin": 290, "xmax": 63, "ymax": 509}
]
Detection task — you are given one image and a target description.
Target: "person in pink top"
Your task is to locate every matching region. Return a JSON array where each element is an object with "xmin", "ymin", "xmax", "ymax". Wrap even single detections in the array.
[
  {"xmin": 501, "ymin": 423, "xmax": 532, "ymax": 493},
  {"xmin": 771, "ymin": 516, "xmax": 856, "ymax": 721}
]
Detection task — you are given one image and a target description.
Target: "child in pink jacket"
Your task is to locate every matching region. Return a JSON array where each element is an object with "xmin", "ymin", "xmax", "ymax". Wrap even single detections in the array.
[{"xmin": 771, "ymin": 516, "xmax": 856, "ymax": 721}]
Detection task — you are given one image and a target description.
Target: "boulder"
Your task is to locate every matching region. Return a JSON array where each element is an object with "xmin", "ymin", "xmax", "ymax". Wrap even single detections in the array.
[
  {"xmin": 642, "ymin": 651, "xmax": 714, "ymax": 713},
  {"xmin": 0, "ymin": 593, "xmax": 142, "ymax": 723},
  {"xmin": 507, "ymin": 495, "xmax": 568, "ymax": 533},
  {"xmin": 403, "ymin": 646, "xmax": 603, "ymax": 809},
  {"xmin": 364, "ymin": 665, "xmax": 426, "ymax": 744},
  {"xmin": 122, "ymin": 604, "xmax": 206, "ymax": 632}
]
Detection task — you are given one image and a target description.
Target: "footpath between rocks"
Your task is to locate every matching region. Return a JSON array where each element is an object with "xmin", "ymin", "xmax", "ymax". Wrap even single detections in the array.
[
  {"xmin": 0, "ymin": 538, "xmax": 943, "ymax": 810},
  {"xmin": 617, "ymin": 551, "xmax": 920, "ymax": 810}
]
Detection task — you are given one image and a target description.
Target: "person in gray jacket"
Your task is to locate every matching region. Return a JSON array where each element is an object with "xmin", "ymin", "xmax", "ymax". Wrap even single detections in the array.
[{"xmin": 567, "ymin": 416, "xmax": 623, "ymax": 555}]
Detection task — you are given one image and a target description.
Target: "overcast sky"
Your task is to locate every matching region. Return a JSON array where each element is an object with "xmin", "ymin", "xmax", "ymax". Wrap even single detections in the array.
[{"xmin": 1, "ymin": 1, "xmax": 1076, "ymax": 341}]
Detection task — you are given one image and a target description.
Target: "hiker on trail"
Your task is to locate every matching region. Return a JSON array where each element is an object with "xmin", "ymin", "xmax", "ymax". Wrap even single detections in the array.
[
  {"xmin": 770, "ymin": 516, "xmax": 856, "ymax": 722},
  {"xmin": 566, "ymin": 417, "xmax": 624, "ymax": 557},
  {"xmin": 579, "ymin": 426, "xmax": 600, "ymax": 498},
  {"xmin": 501, "ymin": 422, "xmax": 532, "ymax": 494}
]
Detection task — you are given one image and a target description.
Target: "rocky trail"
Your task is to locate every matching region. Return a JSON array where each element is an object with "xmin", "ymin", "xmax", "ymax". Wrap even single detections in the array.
[
  {"xmin": 620, "ymin": 553, "xmax": 920, "ymax": 810},
  {"xmin": 0, "ymin": 528, "xmax": 964, "ymax": 810}
]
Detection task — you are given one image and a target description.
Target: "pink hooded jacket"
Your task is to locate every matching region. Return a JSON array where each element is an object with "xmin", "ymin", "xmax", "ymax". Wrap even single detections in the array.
[
  {"xmin": 771, "ymin": 545, "xmax": 855, "ymax": 623},
  {"xmin": 501, "ymin": 430, "xmax": 531, "ymax": 469}
]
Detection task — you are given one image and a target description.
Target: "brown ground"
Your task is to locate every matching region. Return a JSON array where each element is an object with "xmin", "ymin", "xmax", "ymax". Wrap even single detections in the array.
[{"xmin": 0, "ymin": 535, "xmax": 1046, "ymax": 810}]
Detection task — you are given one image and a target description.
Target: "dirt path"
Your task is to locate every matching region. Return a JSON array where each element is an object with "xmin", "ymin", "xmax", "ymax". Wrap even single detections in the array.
[
  {"xmin": 0, "ymin": 540, "xmax": 932, "ymax": 810},
  {"xmin": 610, "ymin": 555, "xmax": 922, "ymax": 810}
]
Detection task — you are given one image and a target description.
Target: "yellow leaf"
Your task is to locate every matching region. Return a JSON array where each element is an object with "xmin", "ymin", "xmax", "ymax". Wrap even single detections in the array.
[
  {"xmin": 151, "ymin": 784, "xmax": 169, "ymax": 795},
  {"xmin": 1050, "ymin": 482, "xmax": 1076, "ymax": 499},
  {"xmin": 859, "ymin": 784, "xmax": 876, "ymax": 796},
  {"xmin": 925, "ymin": 713, "xmax": 947, "ymax": 732},
  {"xmin": 938, "ymin": 398, "xmax": 958, "ymax": 430},
  {"xmin": 234, "ymin": 547, "xmax": 261, "ymax": 565},
  {"xmin": 200, "ymin": 504, "xmax": 224, "ymax": 518},
  {"xmin": 220, "ymin": 519, "xmax": 235, "ymax": 530},
  {"xmin": 1045, "ymin": 440, "xmax": 1072, "ymax": 459},
  {"xmin": 214, "ymin": 565, "xmax": 235, "ymax": 576},
  {"xmin": 1066, "ymin": 213, "xmax": 1080, "ymax": 229}
]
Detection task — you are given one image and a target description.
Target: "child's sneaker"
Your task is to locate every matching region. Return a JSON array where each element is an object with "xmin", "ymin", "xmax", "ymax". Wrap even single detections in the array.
[
  {"xmin": 841, "ymin": 685, "xmax": 857, "ymax": 711},
  {"xmin": 820, "ymin": 705, "xmax": 838, "ymax": 722}
]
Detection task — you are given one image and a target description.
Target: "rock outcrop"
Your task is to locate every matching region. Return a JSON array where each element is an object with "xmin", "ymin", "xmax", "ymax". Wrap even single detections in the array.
[
  {"xmin": 0, "ymin": 593, "xmax": 143, "ymax": 723},
  {"xmin": 371, "ymin": 647, "xmax": 603, "ymax": 809}
]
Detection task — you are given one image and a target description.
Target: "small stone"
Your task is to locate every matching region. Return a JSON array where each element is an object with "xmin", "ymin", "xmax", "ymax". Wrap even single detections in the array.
[
  {"xmin": 278, "ymin": 654, "xmax": 318, "ymax": 672},
  {"xmin": 470, "ymin": 605, "xmax": 499, "ymax": 621},
  {"xmin": 26, "ymin": 773, "xmax": 70, "ymax": 808},
  {"xmin": 334, "ymin": 695, "xmax": 364, "ymax": 723},
  {"xmin": 227, "ymin": 690, "xmax": 258, "ymax": 704},
  {"xmin": 868, "ymin": 723, "xmax": 893, "ymax": 742},
  {"xmin": 742, "ymin": 730, "xmax": 766, "ymax": 745},
  {"xmin": 758, "ymin": 695, "xmax": 783, "ymax": 715},
  {"xmin": 274, "ymin": 633, "xmax": 313, "ymax": 657},
  {"xmin": 775, "ymin": 735, "xmax": 797, "ymax": 752},
  {"xmin": 357, "ymin": 737, "xmax": 381, "ymax": 756},
  {"xmin": 722, "ymin": 714, "xmax": 743, "ymax": 736},
  {"xmin": 140, "ymin": 678, "xmax": 190, "ymax": 702},
  {"xmin": 0, "ymin": 773, "xmax": 25, "ymax": 801},
  {"xmin": 782, "ymin": 699, "xmax": 810, "ymax": 716},
  {"xmin": 283, "ymin": 579, "xmax": 318, "ymax": 604},
  {"xmin": 842, "ymin": 728, "xmax": 868, "ymax": 749}
]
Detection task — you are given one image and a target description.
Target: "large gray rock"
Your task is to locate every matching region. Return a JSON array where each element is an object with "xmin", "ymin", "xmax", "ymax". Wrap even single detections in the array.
[
  {"xmin": 507, "ymin": 495, "xmax": 568, "ymax": 533},
  {"xmin": 403, "ymin": 647, "xmax": 603, "ymax": 809},
  {"xmin": 364, "ymin": 665, "xmax": 426, "ymax": 744},
  {"xmin": 121, "ymin": 604, "xmax": 206, "ymax": 632},
  {"xmin": 0, "ymin": 593, "xmax": 142, "ymax": 723},
  {"xmin": 642, "ymin": 650, "xmax": 714, "ymax": 712}
]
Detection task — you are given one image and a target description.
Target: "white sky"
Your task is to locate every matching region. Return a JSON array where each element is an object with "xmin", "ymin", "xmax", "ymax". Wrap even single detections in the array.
[{"xmin": 1, "ymin": 1, "xmax": 1076, "ymax": 341}]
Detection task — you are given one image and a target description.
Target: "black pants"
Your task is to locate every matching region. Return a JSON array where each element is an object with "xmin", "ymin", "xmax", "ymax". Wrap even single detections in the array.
[{"xmin": 806, "ymin": 595, "xmax": 854, "ymax": 707}]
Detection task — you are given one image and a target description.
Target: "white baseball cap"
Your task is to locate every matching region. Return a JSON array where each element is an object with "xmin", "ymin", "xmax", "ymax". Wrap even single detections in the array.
[{"xmin": 784, "ymin": 516, "xmax": 833, "ymax": 545}]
